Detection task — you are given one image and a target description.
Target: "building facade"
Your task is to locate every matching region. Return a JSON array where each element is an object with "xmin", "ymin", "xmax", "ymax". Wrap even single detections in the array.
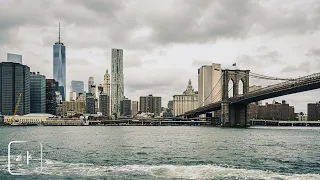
[
  {"xmin": 249, "ymin": 100, "xmax": 295, "ymax": 120},
  {"xmin": 77, "ymin": 93, "xmax": 85, "ymax": 102},
  {"xmin": 211, "ymin": 63, "xmax": 222, "ymax": 103},
  {"xmin": 168, "ymin": 101, "xmax": 173, "ymax": 112},
  {"xmin": 166, "ymin": 101, "xmax": 174, "ymax": 117},
  {"xmin": 69, "ymin": 91, "xmax": 77, "ymax": 101},
  {"xmin": 308, "ymin": 102, "xmax": 320, "ymax": 121},
  {"xmin": 7, "ymin": 53, "xmax": 22, "ymax": 64},
  {"xmin": 62, "ymin": 101, "xmax": 86, "ymax": 115},
  {"xmin": 198, "ymin": 65, "xmax": 212, "ymax": 107},
  {"xmin": 30, "ymin": 72, "xmax": 46, "ymax": 113},
  {"xmin": 55, "ymin": 91, "xmax": 62, "ymax": 105},
  {"xmin": 111, "ymin": 48, "xmax": 124, "ymax": 115},
  {"xmin": 140, "ymin": 95, "xmax": 162, "ymax": 116},
  {"xmin": 120, "ymin": 98, "xmax": 131, "ymax": 116},
  {"xmin": 85, "ymin": 93, "xmax": 95, "ymax": 114},
  {"xmin": 0, "ymin": 62, "xmax": 30, "ymax": 115},
  {"xmin": 99, "ymin": 93, "xmax": 109, "ymax": 116},
  {"xmin": 131, "ymin": 101, "xmax": 138, "ymax": 116},
  {"xmin": 90, "ymin": 85, "xmax": 96, "ymax": 98},
  {"xmin": 71, "ymin": 80, "xmax": 84, "ymax": 97},
  {"xmin": 46, "ymin": 79, "xmax": 57, "ymax": 115},
  {"xmin": 88, "ymin": 77, "xmax": 94, "ymax": 93},
  {"xmin": 103, "ymin": 69, "xmax": 111, "ymax": 116},
  {"xmin": 173, "ymin": 79, "xmax": 199, "ymax": 116},
  {"xmin": 53, "ymin": 24, "xmax": 66, "ymax": 101},
  {"xmin": 198, "ymin": 63, "xmax": 222, "ymax": 107},
  {"xmin": 98, "ymin": 84, "xmax": 103, "ymax": 94}
]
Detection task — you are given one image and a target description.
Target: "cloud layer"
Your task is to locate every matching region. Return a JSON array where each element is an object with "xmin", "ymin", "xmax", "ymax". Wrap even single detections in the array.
[{"xmin": 1, "ymin": 0, "xmax": 320, "ymax": 112}]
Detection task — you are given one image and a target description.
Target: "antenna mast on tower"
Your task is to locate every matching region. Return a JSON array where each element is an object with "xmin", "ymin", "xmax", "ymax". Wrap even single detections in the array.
[{"xmin": 58, "ymin": 23, "xmax": 60, "ymax": 44}]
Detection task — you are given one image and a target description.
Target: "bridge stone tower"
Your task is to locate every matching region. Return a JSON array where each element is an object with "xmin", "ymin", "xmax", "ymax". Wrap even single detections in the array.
[{"xmin": 221, "ymin": 69, "xmax": 250, "ymax": 127}]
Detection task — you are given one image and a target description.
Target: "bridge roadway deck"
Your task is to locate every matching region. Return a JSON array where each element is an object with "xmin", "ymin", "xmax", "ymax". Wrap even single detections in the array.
[{"xmin": 184, "ymin": 72, "xmax": 320, "ymax": 116}]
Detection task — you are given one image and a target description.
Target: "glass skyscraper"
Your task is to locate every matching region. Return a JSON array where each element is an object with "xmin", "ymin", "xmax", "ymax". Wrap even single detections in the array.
[
  {"xmin": 0, "ymin": 62, "xmax": 30, "ymax": 115},
  {"xmin": 111, "ymin": 48, "xmax": 124, "ymax": 115},
  {"xmin": 71, "ymin": 80, "xmax": 84, "ymax": 97},
  {"xmin": 53, "ymin": 23, "xmax": 66, "ymax": 101},
  {"xmin": 30, "ymin": 72, "xmax": 46, "ymax": 113},
  {"xmin": 46, "ymin": 79, "xmax": 57, "ymax": 115}
]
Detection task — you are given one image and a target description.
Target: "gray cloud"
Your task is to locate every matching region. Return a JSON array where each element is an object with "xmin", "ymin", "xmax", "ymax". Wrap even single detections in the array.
[
  {"xmin": 191, "ymin": 60, "xmax": 212, "ymax": 67},
  {"xmin": 235, "ymin": 51, "xmax": 283, "ymax": 70},
  {"xmin": 255, "ymin": 45, "xmax": 268, "ymax": 52},
  {"xmin": 125, "ymin": 67, "xmax": 191, "ymax": 103},
  {"xmin": 1, "ymin": 0, "xmax": 320, "ymax": 49},
  {"xmin": 124, "ymin": 54, "xmax": 143, "ymax": 68},
  {"xmin": 281, "ymin": 61, "xmax": 311, "ymax": 74},
  {"xmin": 306, "ymin": 48, "xmax": 320, "ymax": 56}
]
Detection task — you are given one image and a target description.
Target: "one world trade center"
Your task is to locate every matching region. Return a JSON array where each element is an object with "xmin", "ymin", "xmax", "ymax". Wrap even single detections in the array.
[{"xmin": 53, "ymin": 23, "xmax": 66, "ymax": 101}]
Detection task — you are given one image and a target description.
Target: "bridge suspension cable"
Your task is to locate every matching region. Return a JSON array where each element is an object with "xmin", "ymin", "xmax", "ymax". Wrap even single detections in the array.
[
  {"xmin": 211, "ymin": 85, "xmax": 234, "ymax": 104},
  {"xmin": 249, "ymin": 72, "xmax": 294, "ymax": 81},
  {"xmin": 197, "ymin": 74, "xmax": 223, "ymax": 108},
  {"xmin": 192, "ymin": 71, "xmax": 293, "ymax": 113}
]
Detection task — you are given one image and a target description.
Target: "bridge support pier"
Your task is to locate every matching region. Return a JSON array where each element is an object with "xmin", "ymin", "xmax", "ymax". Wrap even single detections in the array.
[
  {"xmin": 221, "ymin": 101, "xmax": 230, "ymax": 127},
  {"xmin": 221, "ymin": 102, "xmax": 249, "ymax": 127},
  {"xmin": 206, "ymin": 113, "xmax": 212, "ymax": 121}
]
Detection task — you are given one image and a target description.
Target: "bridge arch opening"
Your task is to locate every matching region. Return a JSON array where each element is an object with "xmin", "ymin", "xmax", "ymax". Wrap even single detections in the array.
[
  {"xmin": 228, "ymin": 79, "xmax": 234, "ymax": 98},
  {"xmin": 238, "ymin": 79, "xmax": 244, "ymax": 95}
]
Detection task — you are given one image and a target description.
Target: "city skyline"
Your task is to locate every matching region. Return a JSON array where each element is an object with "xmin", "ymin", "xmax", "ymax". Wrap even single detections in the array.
[{"xmin": 0, "ymin": 0, "xmax": 320, "ymax": 112}]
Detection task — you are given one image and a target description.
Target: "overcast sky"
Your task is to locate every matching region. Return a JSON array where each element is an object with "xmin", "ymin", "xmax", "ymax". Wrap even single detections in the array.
[{"xmin": 1, "ymin": 0, "xmax": 320, "ymax": 113}]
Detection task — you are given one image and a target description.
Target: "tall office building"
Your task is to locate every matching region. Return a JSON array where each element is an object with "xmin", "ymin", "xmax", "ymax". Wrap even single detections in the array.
[
  {"xmin": 90, "ymin": 85, "xmax": 97, "ymax": 98},
  {"xmin": 55, "ymin": 91, "xmax": 62, "ymax": 104},
  {"xmin": 46, "ymin": 79, "xmax": 57, "ymax": 115},
  {"xmin": 88, "ymin": 77, "xmax": 94, "ymax": 92},
  {"xmin": 120, "ymin": 98, "xmax": 131, "ymax": 116},
  {"xmin": 131, "ymin": 101, "xmax": 139, "ymax": 116},
  {"xmin": 198, "ymin": 63, "xmax": 222, "ymax": 107},
  {"xmin": 140, "ymin": 95, "xmax": 162, "ymax": 116},
  {"xmin": 86, "ymin": 93, "xmax": 95, "ymax": 114},
  {"xmin": 103, "ymin": 69, "xmax": 111, "ymax": 116},
  {"xmin": 111, "ymin": 49, "xmax": 124, "ymax": 115},
  {"xmin": 173, "ymin": 79, "xmax": 198, "ymax": 116},
  {"xmin": 30, "ymin": 72, "xmax": 46, "ymax": 113},
  {"xmin": 211, "ymin": 63, "xmax": 222, "ymax": 103},
  {"xmin": 76, "ymin": 93, "xmax": 86, "ymax": 102},
  {"xmin": 198, "ymin": 65, "xmax": 212, "ymax": 107},
  {"xmin": 0, "ymin": 62, "xmax": 30, "ymax": 115},
  {"xmin": 53, "ymin": 23, "xmax": 66, "ymax": 101},
  {"xmin": 98, "ymin": 84, "xmax": 104, "ymax": 94},
  {"xmin": 308, "ymin": 102, "xmax": 320, "ymax": 121},
  {"xmin": 99, "ymin": 93, "xmax": 109, "ymax": 116},
  {"xmin": 7, "ymin": 53, "xmax": 22, "ymax": 64},
  {"xmin": 71, "ymin": 80, "xmax": 84, "ymax": 97},
  {"xmin": 69, "ymin": 91, "xmax": 77, "ymax": 101},
  {"xmin": 167, "ymin": 101, "xmax": 173, "ymax": 113}
]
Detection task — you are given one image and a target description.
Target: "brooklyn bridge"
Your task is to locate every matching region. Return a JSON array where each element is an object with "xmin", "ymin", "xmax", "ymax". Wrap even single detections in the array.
[{"xmin": 181, "ymin": 69, "xmax": 320, "ymax": 127}]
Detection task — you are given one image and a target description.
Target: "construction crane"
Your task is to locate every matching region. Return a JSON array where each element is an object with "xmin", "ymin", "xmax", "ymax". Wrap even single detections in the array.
[{"xmin": 7, "ymin": 93, "xmax": 22, "ymax": 125}]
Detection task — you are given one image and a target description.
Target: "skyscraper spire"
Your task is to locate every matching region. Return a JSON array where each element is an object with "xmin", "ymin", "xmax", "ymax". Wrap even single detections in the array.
[{"xmin": 58, "ymin": 23, "xmax": 60, "ymax": 44}]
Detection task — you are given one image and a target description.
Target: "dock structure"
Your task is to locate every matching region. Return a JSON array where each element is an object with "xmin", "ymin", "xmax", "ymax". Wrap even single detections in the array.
[
  {"xmin": 43, "ymin": 119, "xmax": 82, "ymax": 126},
  {"xmin": 251, "ymin": 120, "xmax": 320, "ymax": 127}
]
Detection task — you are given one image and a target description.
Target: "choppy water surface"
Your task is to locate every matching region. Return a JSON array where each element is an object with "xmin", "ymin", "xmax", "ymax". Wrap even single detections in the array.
[{"xmin": 0, "ymin": 126, "xmax": 320, "ymax": 179}]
